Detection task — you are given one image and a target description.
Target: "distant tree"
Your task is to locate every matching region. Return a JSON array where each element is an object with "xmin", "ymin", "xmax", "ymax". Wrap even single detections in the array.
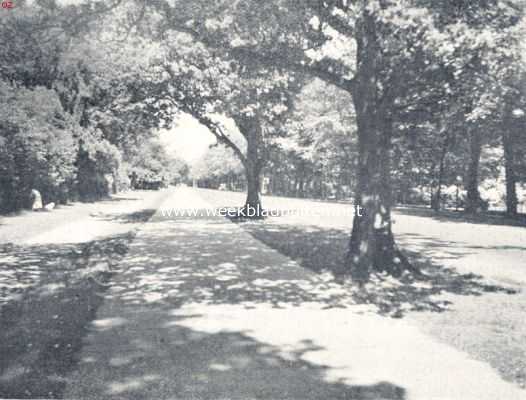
[
  {"xmin": 127, "ymin": 136, "xmax": 188, "ymax": 189},
  {"xmin": 269, "ymin": 79, "xmax": 357, "ymax": 199},
  {"xmin": 156, "ymin": 32, "xmax": 302, "ymax": 215},
  {"xmin": 492, "ymin": 20, "xmax": 526, "ymax": 216},
  {"xmin": 131, "ymin": 0, "xmax": 524, "ymax": 280},
  {"xmin": 191, "ymin": 144, "xmax": 245, "ymax": 190}
]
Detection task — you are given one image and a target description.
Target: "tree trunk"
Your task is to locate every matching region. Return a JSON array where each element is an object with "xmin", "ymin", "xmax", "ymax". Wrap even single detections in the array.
[
  {"xmin": 432, "ymin": 135, "xmax": 449, "ymax": 211},
  {"xmin": 298, "ymin": 175, "xmax": 305, "ymax": 198},
  {"xmin": 345, "ymin": 110, "xmax": 410, "ymax": 281},
  {"xmin": 244, "ymin": 160, "xmax": 262, "ymax": 213},
  {"xmin": 239, "ymin": 116, "xmax": 264, "ymax": 217},
  {"xmin": 465, "ymin": 127, "xmax": 482, "ymax": 214},
  {"xmin": 502, "ymin": 124, "xmax": 518, "ymax": 216},
  {"xmin": 344, "ymin": 9, "xmax": 412, "ymax": 282}
]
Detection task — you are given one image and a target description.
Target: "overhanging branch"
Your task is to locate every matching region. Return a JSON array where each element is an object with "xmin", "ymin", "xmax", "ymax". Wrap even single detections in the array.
[
  {"xmin": 152, "ymin": 0, "xmax": 356, "ymax": 92},
  {"xmin": 197, "ymin": 115, "xmax": 247, "ymax": 167}
]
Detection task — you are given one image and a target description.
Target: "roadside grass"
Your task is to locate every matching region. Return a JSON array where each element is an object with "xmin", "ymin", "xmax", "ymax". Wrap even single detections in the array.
[
  {"xmin": 395, "ymin": 205, "xmax": 526, "ymax": 228},
  {"xmin": 197, "ymin": 188, "xmax": 526, "ymax": 389},
  {"xmin": 238, "ymin": 221, "xmax": 526, "ymax": 388},
  {"xmin": 0, "ymin": 200, "xmax": 166, "ymax": 399},
  {"xmin": 0, "ymin": 234, "xmax": 133, "ymax": 398}
]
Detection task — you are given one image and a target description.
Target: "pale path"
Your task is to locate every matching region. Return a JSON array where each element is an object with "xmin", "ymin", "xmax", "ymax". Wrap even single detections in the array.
[
  {"xmin": 63, "ymin": 187, "xmax": 525, "ymax": 400},
  {"xmin": 0, "ymin": 190, "xmax": 171, "ymax": 309}
]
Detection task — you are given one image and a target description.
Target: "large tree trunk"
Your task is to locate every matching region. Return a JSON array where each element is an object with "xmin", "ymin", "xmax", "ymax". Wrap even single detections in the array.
[
  {"xmin": 239, "ymin": 116, "xmax": 264, "ymax": 217},
  {"xmin": 244, "ymin": 158, "xmax": 262, "ymax": 213},
  {"xmin": 465, "ymin": 127, "xmax": 482, "ymax": 214},
  {"xmin": 345, "ymin": 108, "xmax": 410, "ymax": 281},
  {"xmin": 344, "ymin": 9, "xmax": 412, "ymax": 282},
  {"xmin": 502, "ymin": 109, "xmax": 518, "ymax": 216}
]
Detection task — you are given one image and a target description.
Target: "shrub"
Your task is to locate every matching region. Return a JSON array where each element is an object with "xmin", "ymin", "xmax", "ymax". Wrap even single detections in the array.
[{"xmin": 0, "ymin": 81, "xmax": 78, "ymax": 212}]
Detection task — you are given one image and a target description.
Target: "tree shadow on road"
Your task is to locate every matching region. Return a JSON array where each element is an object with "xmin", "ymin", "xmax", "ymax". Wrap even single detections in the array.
[
  {"xmin": 0, "ymin": 211, "xmax": 393, "ymax": 398},
  {"xmin": 0, "ymin": 234, "xmax": 133, "ymax": 399},
  {"xmin": 66, "ymin": 312, "xmax": 406, "ymax": 399},
  {"xmin": 93, "ymin": 209, "xmax": 158, "ymax": 224},
  {"xmin": 104, "ymin": 213, "xmax": 365, "ymax": 310},
  {"xmin": 238, "ymin": 222, "xmax": 519, "ymax": 317},
  {"xmin": 55, "ymin": 213, "xmax": 408, "ymax": 399}
]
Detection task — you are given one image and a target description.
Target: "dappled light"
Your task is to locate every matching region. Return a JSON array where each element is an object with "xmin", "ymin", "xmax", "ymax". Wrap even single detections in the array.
[
  {"xmin": 1, "ymin": 187, "xmax": 526, "ymax": 399},
  {"xmin": 3, "ymin": 0, "xmax": 526, "ymax": 397},
  {"xmin": 58, "ymin": 188, "xmax": 526, "ymax": 399},
  {"xmin": 239, "ymin": 222, "xmax": 520, "ymax": 317},
  {"xmin": 67, "ymin": 311, "xmax": 406, "ymax": 399},
  {"xmin": 0, "ymin": 234, "xmax": 132, "ymax": 398},
  {"xmin": 103, "ymin": 212, "xmax": 357, "ymax": 309}
]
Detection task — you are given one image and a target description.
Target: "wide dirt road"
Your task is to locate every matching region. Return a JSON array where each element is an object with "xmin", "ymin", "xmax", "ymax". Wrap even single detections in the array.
[
  {"xmin": 198, "ymin": 188, "xmax": 526, "ymax": 390},
  {"xmin": 61, "ymin": 187, "xmax": 525, "ymax": 400}
]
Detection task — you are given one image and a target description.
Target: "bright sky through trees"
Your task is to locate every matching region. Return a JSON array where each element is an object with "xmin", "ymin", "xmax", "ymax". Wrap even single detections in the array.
[{"xmin": 160, "ymin": 114, "xmax": 215, "ymax": 163}]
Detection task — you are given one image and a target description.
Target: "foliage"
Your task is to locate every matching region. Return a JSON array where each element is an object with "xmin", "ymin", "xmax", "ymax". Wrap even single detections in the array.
[
  {"xmin": 2, "ymin": 0, "xmax": 526, "ymax": 279},
  {"xmin": 128, "ymin": 136, "xmax": 188, "ymax": 189},
  {"xmin": 268, "ymin": 79, "xmax": 357, "ymax": 199},
  {"xmin": 191, "ymin": 144, "xmax": 245, "ymax": 190},
  {"xmin": 0, "ymin": 81, "xmax": 78, "ymax": 211},
  {"xmin": 0, "ymin": 1, "xmax": 178, "ymax": 212}
]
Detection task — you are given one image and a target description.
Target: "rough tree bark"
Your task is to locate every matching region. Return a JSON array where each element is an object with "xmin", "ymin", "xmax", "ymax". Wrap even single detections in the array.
[
  {"xmin": 343, "ymin": 9, "xmax": 412, "ymax": 282},
  {"xmin": 464, "ymin": 127, "xmax": 483, "ymax": 214},
  {"xmin": 244, "ymin": 154, "xmax": 263, "ymax": 213},
  {"xmin": 236, "ymin": 115, "xmax": 264, "ymax": 216}
]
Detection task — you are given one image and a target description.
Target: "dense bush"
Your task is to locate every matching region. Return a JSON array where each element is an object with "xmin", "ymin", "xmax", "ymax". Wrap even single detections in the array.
[
  {"xmin": 0, "ymin": 81, "xmax": 78, "ymax": 212},
  {"xmin": 75, "ymin": 127, "xmax": 125, "ymax": 201}
]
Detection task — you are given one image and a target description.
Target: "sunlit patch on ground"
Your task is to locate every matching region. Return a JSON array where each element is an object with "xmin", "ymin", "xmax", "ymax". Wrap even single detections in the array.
[
  {"xmin": 1, "ymin": 187, "xmax": 525, "ymax": 398},
  {"xmin": 0, "ymin": 190, "xmax": 171, "ymax": 399},
  {"xmin": 199, "ymin": 188, "xmax": 526, "ymax": 390}
]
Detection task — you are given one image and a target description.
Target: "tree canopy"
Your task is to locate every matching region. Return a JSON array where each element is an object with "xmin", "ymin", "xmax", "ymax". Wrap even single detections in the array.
[{"xmin": 2, "ymin": 0, "xmax": 525, "ymax": 281}]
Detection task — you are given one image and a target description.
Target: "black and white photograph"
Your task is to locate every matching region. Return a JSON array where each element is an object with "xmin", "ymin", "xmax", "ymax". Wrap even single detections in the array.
[{"xmin": 1, "ymin": 0, "xmax": 526, "ymax": 399}]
